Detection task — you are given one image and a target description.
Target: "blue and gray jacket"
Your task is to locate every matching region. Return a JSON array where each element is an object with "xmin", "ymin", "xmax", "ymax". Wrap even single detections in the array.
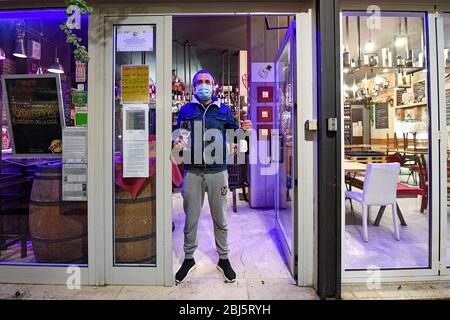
[{"xmin": 175, "ymin": 95, "xmax": 241, "ymax": 173}]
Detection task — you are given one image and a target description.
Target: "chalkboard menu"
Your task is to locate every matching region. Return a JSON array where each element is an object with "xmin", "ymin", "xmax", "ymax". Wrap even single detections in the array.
[
  {"xmin": 375, "ymin": 103, "xmax": 389, "ymax": 129},
  {"xmin": 1, "ymin": 74, "xmax": 65, "ymax": 157}
]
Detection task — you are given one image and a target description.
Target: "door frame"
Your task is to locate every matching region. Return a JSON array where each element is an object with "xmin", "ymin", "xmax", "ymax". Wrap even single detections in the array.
[
  {"xmin": 274, "ymin": 18, "xmax": 298, "ymax": 279},
  {"xmin": 274, "ymin": 11, "xmax": 316, "ymax": 286},
  {"xmin": 90, "ymin": 12, "xmax": 173, "ymax": 285},
  {"xmin": 436, "ymin": 10, "xmax": 450, "ymax": 278},
  {"xmin": 89, "ymin": 9, "xmax": 316, "ymax": 287},
  {"xmin": 339, "ymin": 9, "xmax": 447, "ymax": 283},
  {"xmin": 295, "ymin": 11, "xmax": 316, "ymax": 287}
]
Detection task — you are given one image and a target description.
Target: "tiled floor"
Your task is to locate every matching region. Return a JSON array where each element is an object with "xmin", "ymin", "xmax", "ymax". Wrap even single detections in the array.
[
  {"xmin": 0, "ymin": 192, "xmax": 318, "ymax": 300},
  {"xmin": 342, "ymin": 282, "xmax": 450, "ymax": 300},
  {"xmin": 344, "ymin": 170, "xmax": 438, "ymax": 270},
  {"xmin": 345, "ymin": 197, "xmax": 431, "ymax": 269}
]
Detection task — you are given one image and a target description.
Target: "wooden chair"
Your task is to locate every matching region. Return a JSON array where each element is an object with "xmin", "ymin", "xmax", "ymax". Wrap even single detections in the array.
[
  {"xmin": 227, "ymin": 151, "xmax": 248, "ymax": 213},
  {"xmin": 0, "ymin": 175, "xmax": 32, "ymax": 259},
  {"xmin": 394, "ymin": 132, "xmax": 399, "ymax": 151},
  {"xmin": 416, "ymin": 154, "xmax": 428, "ymax": 213}
]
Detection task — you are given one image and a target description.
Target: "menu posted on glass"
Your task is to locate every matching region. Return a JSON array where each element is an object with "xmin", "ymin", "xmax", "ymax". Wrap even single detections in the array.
[
  {"xmin": 123, "ymin": 140, "xmax": 149, "ymax": 178},
  {"xmin": 63, "ymin": 127, "xmax": 87, "ymax": 164},
  {"xmin": 121, "ymin": 65, "xmax": 149, "ymax": 104},
  {"xmin": 63, "ymin": 163, "xmax": 87, "ymax": 201},
  {"xmin": 116, "ymin": 25, "xmax": 154, "ymax": 52},
  {"xmin": 123, "ymin": 104, "xmax": 149, "ymax": 141}
]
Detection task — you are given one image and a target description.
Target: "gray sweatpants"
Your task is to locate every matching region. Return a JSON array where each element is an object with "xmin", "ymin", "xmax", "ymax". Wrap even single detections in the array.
[{"xmin": 181, "ymin": 170, "xmax": 229, "ymax": 260}]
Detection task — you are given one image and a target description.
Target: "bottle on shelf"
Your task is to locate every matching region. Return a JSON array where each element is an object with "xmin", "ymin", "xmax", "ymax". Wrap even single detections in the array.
[{"xmin": 343, "ymin": 48, "xmax": 351, "ymax": 68}]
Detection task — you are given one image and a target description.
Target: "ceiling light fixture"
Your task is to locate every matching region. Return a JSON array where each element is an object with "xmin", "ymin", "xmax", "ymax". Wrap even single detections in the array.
[
  {"xmin": 395, "ymin": 17, "xmax": 408, "ymax": 48},
  {"xmin": 48, "ymin": 56, "xmax": 64, "ymax": 74},
  {"xmin": 13, "ymin": 29, "xmax": 27, "ymax": 58},
  {"xmin": 0, "ymin": 47, "xmax": 5, "ymax": 60},
  {"xmin": 365, "ymin": 27, "xmax": 375, "ymax": 52}
]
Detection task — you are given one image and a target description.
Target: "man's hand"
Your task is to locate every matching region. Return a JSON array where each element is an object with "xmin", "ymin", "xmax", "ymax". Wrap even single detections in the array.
[
  {"xmin": 174, "ymin": 137, "xmax": 187, "ymax": 149},
  {"xmin": 241, "ymin": 119, "xmax": 252, "ymax": 131}
]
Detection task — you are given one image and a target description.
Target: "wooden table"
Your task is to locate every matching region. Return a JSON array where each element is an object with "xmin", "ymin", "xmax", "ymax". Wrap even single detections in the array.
[
  {"xmin": 344, "ymin": 144, "xmax": 373, "ymax": 152},
  {"xmin": 399, "ymin": 148, "xmax": 428, "ymax": 155},
  {"xmin": 344, "ymin": 160, "xmax": 367, "ymax": 173}
]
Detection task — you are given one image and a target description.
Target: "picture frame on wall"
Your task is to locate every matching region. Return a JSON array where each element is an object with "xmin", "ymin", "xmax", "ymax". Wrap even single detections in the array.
[
  {"xmin": 257, "ymin": 124, "xmax": 273, "ymax": 140},
  {"xmin": 257, "ymin": 86, "xmax": 274, "ymax": 103},
  {"xmin": 257, "ymin": 106, "xmax": 273, "ymax": 122}
]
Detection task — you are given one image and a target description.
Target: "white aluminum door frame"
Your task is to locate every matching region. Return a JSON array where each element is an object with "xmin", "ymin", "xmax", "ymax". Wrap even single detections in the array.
[
  {"xmin": 296, "ymin": 11, "xmax": 316, "ymax": 287},
  {"xmin": 101, "ymin": 14, "xmax": 172, "ymax": 285},
  {"xmin": 340, "ymin": 11, "xmax": 441, "ymax": 284},
  {"xmin": 274, "ymin": 11, "xmax": 315, "ymax": 287},
  {"xmin": 436, "ymin": 11, "xmax": 450, "ymax": 278},
  {"xmin": 274, "ymin": 18, "xmax": 297, "ymax": 279}
]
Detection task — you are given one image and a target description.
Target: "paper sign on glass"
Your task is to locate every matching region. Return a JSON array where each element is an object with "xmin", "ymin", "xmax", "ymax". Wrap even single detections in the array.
[
  {"xmin": 116, "ymin": 25, "xmax": 154, "ymax": 52},
  {"xmin": 123, "ymin": 104, "xmax": 149, "ymax": 141},
  {"xmin": 62, "ymin": 127, "xmax": 87, "ymax": 164},
  {"xmin": 123, "ymin": 140, "xmax": 149, "ymax": 178},
  {"xmin": 121, "ymin": 65, "xmax": 149, "ymax": 104},
  {"xmin": 62, "ymin": 163, "xmax": 88, "ymax": 201},
  {"xmin": 251, "ymin": 63, "xmax": 275, "ymax": 82}
]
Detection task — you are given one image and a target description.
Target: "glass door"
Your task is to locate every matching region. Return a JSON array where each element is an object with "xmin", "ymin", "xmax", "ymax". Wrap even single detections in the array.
[
  {"xmin": 438, "ymin": 12, "xmax": 450, "ymax": 276},
  {"xmin": 103, "ymin": 15, "xmax": 172, "ymax": 285},
  {"xmin": 274, "ymin": 20, "xmax": 298, "ymax": 278}
]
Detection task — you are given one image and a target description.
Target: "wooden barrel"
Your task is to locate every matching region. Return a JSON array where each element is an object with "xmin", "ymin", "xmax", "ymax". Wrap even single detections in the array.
[
  {"xmin": 29, "ymin": 164, "xmax": 87, "ymax": 264},
  {"xmin": 115, "ymin": 176, "xmax": 156, "ymax": 264}
]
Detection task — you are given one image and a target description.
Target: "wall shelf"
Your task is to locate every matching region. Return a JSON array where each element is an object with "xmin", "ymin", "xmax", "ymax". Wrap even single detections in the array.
[
  {"xmin": 395, "ymin": 102, "xmax": 427, "ymax": 109},
  {"xmin": 344, "ymin": 66, "xmax": 425, "ymax": 77}
]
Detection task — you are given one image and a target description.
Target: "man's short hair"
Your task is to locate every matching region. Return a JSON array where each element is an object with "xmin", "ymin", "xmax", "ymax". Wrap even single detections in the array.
[{"xmin": 192, "ymin": 70, "xmax": 215, "ymax": 87}]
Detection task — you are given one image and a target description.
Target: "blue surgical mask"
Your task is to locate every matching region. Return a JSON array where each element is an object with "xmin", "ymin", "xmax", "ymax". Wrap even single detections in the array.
[{"xmin": 195, "ymin": 84, "xmax": 213, "ymax": 100}]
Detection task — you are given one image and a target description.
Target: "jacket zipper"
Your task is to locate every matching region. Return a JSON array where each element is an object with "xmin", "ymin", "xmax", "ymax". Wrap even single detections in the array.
[{"xmin": 202, "ymin": 103, "xmax": 212, "ymax": 169}]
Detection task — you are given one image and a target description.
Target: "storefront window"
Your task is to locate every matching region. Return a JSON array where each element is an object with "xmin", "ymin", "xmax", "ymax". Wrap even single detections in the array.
[
  {"xmin": 444, "ymin": 14, "xmax": 450, "ymax": 268},
  {"xmin": 113, "ymin": 24, "xmax": 157, "ymax": 266},
  {"xmin": 0, "ymin": 9, "xmax": 89, "ymax": 266},
  {"xmin": 342, "ymin": 12, "xmax": 430, "ymax": 270}
]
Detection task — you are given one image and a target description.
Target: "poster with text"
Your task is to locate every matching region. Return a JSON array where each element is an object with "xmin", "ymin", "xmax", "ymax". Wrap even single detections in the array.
[
  {"xmin": 116, "ymin": 25, "xmax": 154, "ymax": 52},
  {"xmin": 2, "ymin": 75, "xmax": 64, "ymax": 157},
  {"xmin": 121, "ymin": 65, "xmax": 149, "ymax": 104}
]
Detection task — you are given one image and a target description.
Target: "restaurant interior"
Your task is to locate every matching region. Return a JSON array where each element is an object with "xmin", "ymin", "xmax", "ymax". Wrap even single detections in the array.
[
  {"xmin": 342, "ymin": 12, "xmax": 450, "ymax": 270},
  {"xmin": 2, "ymin": 7, "xmax": 449, "ymax": 278},
  {"xmin": 0, "ymin": 9, "xmax": 89, "ymax": 266},
  {"xmin": 170, "ymin": 15, "xmax": 297, "ymax": 280}
]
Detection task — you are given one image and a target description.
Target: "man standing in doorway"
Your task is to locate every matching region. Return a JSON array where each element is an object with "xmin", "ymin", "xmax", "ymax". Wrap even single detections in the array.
[{"xmin": 174, "ymin": 70, "xmax": 252, "ymax": 283}]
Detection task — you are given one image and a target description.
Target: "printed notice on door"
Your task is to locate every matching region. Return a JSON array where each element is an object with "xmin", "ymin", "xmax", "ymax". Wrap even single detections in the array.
[
  {"xmin": 123, "ymin": 104, "xmax": 148, "ymax": 141},
  {"xmin": 63, "ymin": 164, "xmax": 88, "ymax": 201},
  {"xmin": 121, "ymin": 65, "xmax": 149, "ymax": 104},
  {"xmin": 123, "ymin": 140, "xmax": 149, "ymax": 178},
  {"xmin": 116, "ymin": 25, "xmax": 154, "ymax": 52},
  {"xmin": 63, "ymin": 127, "xmax": 87, "ymax": 163}
]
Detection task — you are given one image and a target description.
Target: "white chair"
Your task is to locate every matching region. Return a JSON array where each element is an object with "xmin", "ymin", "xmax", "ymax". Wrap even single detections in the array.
[{"xmin": 345, "ymin": 163, "xmax": 401, "ymax": 242}]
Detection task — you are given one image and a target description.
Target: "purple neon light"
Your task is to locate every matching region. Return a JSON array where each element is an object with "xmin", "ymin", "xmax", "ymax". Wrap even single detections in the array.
[{"xmin": 0, "ymin": 8, "xmax": 89, "ymax": 22}]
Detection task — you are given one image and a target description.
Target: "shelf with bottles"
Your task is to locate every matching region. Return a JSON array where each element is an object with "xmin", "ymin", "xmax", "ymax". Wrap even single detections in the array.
[
  {"xmin": 395, "ymin": 101, "xmax": 427, "ymax": 109},
  {"xmin": 343, "ymin": 65, "xmax": 425, "ymax": 77}
]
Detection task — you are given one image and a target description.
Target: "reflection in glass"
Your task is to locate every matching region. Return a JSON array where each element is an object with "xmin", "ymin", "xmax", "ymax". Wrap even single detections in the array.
[
  {"xmin": 113, "ymin": 25, "xmax": 157, "ymax": 266},
  {"xmin": 0, "ymin": 9, "xmax": 89, "ymax": 266},
  {"xmin": 275, "ymin": 39, "xmax": 294, "ymax": 252},
  {"xmin": 342, "ymin": 12, "xmax": 430, "ymax": 270},
  {"xmin": 444, "ymin": 14, "xmax": 450, "ymax": 268}
]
